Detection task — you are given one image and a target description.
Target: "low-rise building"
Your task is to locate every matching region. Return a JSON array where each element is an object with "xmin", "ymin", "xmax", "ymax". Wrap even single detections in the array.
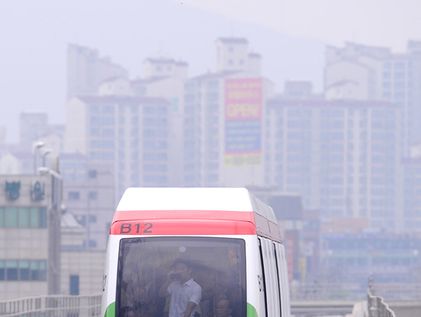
[
  {"xmin": 61, "ymin": 213, "xmax": 105, "ymax": 295},
  {"xmin": 0, "ymin": 170, "xmax": 62, "ymax": 299},
  {"xmin": 320, "ymin": 232, "xmax": 421, "ymax": 288},
  {"xmin": 61, "ymin": 153, "xmax": 115, "ymax": 250}
]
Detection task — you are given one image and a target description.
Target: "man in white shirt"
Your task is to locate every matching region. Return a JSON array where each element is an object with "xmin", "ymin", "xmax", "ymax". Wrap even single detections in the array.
[{"xmin": 160, "ymin": 259, "xmax": 202, "ymax": 317}]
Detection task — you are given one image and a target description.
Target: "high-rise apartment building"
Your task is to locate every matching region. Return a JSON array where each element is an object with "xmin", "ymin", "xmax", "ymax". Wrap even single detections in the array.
[
  {"xmin": 265, "ymin": 97, "xmax": 401, "ymax": 230},
  {"xmin": 65, "ymin": 95, "xmax": 170, "ymax": 200},
  {"xmin": 401, "ymin": 157, "xmax": 421, "ymax": 232},
  {"xmin": 183, "ymin": 38, "xmax": 273, "ymax": 187},
  {"xmin": 215, "ymin": 38, "xmax": 261, "ymax": 74},
  {"xmin": 141, "ymin": 58, "xmax": 188, "ymax": 80},
  {"xmin": 325, "ymin": 41, "xmax": 421, "ymax": 154},
  {"xmin": 131, "ymin": 58, "xmax": 188, "ymax": 186},
  {"xmin": 67, "ymin": 44, "xmax": 128, "ymax": 98},
  {"xmin": 95, "ymin": 57, "xmax": 188, "ymax": 186}
]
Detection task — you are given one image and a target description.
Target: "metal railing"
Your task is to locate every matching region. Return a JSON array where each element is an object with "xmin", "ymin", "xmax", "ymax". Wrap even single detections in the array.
[
  {"xmin": 290, "ymin": 282, "xmax": 367, "ymax": 300},
  {"xmin": 369, "ymin": 283, "xmax": 421, "ymax": 301},
  {"xmin": 291, "ymin": 281, "xmax": 421, "ymax": 301},
  {"xmin": 0, "ymin": 295, "xmax": 102, "ymax": 317},
  {"xmin": 0, "ymin": 290, "xmax": 399, "ymax": 317}
]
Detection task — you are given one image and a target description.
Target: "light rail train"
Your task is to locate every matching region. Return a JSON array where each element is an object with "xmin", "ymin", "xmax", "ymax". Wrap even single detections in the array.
[{"xmin": 102, "ymin": 188, "xmax": 290, "ymax": 317}]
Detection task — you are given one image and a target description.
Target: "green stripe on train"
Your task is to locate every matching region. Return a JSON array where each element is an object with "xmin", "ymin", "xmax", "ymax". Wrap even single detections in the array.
[
  {"xmin": 247, "ymin": 303, "xmax": 258, "ymax": 317},
  {"xmin": 105, "ymin": 302, "xmax": 257, "ymax": 317},
  {"xmin": 104, "ymin": 302, "xmax": 115, "ymax": 317}
]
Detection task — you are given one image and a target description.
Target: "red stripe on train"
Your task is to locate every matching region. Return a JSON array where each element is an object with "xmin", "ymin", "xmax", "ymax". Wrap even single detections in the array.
[{"xmin": 110, "ymin": 210, "xmax": 256, "ymax": 235}]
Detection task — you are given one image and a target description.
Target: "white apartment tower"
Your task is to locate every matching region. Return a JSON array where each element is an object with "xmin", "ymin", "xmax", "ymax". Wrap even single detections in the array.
[
  {"xmin": 325, "ymin": 41, "xmax": 421, "ymax": 154},
  {"xmin": 131, "ymin": 58, "xmax": 189, "ymax": 186},
  {"xmin": 67, "ymin": 44, "xmax": 128, "ymax": 98},
  {"xmin": 65, "ymin": 95, "xmax": 170, "ymax": 200},
  {"xmin": 142, "ymin": 58, "xmax": 188, "ymax": 80},
  {"xmin": 216, "ymin": 38, "xmax": 261, "ymax": 75},
  {"xmin": 265, "ymin": 97, "xmax": 401, "ymax": 230},
  {"xmin": 183, "ymin": 38, "xmax": 273, "ymax": 187}
]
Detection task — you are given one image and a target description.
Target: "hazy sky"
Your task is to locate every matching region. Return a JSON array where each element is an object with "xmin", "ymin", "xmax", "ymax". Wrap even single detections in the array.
[
  {"xmin": 186, "ymin": 0, "xmax": 421, "ymax": 49},
  {"xmin": 0, "ymin": 0, "xmax": 420, "ymax": 143}
]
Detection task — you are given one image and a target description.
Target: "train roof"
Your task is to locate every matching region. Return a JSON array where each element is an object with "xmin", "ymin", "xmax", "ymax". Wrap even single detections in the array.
[
  {"xmin": 117, "ymin": 188, "xmax": 276, "ymax": 219},
  {"xmin": 113, "ymin": 187, "xmax": 281, "ymax": 241}
]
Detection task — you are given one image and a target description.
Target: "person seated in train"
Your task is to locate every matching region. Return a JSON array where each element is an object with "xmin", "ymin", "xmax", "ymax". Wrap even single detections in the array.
[
  {"xmin": 225, "ymin": 285, "xmax": 243, "ymax": 317},
  {"xmin": 123, "ymin": 306, "xmax": 137, "ymax": 317},
  {"xmin": 214, "ymin": 298, "xmax": 232, "ymax": 317}
]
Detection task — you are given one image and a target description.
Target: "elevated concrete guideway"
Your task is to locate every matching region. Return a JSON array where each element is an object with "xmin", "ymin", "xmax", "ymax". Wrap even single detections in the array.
[
  {"xmin": 291, "ymin": 300, "xmax": 421, "ymax": 317},
  {"xmin": 1, "ymin": 295, "xmax": 420, "ymax": 316},
  {"xmin": 389, "ymin": 301, "xmax": 421, "ymax": 317}
]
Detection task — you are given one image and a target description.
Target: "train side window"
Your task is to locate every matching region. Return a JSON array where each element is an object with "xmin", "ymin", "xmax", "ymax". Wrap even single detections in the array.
[
  {"xmin": 273, "ymin": 243, "xmax": 283, "ymax": 317},
  {"xmin": 268, "ymin": 239, "xmax": 281, "ymax": 317},
  {"xmin": 258, "ymin": 238, "xmax": 268, "ymax": 317},
  {"xmin": 260, "ymin": 238, "xmax": 281, "ymax": 317},
  {"xmin": 275, "ymin": 243, "xmax": 291, "ymax": 317}
]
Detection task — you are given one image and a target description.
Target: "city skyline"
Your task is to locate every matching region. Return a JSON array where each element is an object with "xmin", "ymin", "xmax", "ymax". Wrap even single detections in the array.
[
  {"xmin": 3, "ymin": 37, "xmax": 419, "ymax": 231},
  {"xmin": 2, "ymin": 0, "xmax": 421, "ymax": 142},
  {"xmin": 2, "ymin": 1, "xmax": 421, "ymax": 309}
]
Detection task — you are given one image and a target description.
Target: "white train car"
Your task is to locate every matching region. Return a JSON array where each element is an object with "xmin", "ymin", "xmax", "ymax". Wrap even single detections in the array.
[{"xmin": 102, "ymin": 188, "xmax": 290, "ymax": 317}]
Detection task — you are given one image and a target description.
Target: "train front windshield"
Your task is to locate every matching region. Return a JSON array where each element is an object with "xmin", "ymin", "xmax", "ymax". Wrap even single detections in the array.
[{"xmin": 117, "ymin": 237, "xmax": 246, "ymax": 317}]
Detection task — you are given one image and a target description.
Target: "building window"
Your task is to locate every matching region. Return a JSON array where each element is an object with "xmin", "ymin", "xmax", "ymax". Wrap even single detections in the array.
[
  {"xmin": 31, "ymin": 207, "xmax": 44, "ymax": 228},
  {"xmin": 68, "ymin": 191, "xmax": 80, "ymax": 201},
  {"xmin": 39, "ymin": 208, "xmax": 47, "ymax": 228},
  {"xmin": 88, "ymin": 191, "xmax": 98, "ymax": 200},
  {"xmin": 70, "ymin": 275, "xmax": 80, "ymax": 295},
  {"xmin": 0, "ymin": 261, "xmax": 4, "ymax": 280},
  {"xmin": 31, "ymin": 260, "xmax": 47, "ymax": 281},
  {"xmin": 0, "ymin": 207, "xmax": 46, "ymax": 228},
  {"xmin": 4, "ymin": 207, "xmax": 18, "ymax": 227},
  {"xmin": 0, "ymin": 260, "xmax": 47, "ymax": 281},
  {"xmin": 89, "ymin": 240, "xmax": 97, "ymax": 248},
  {"xmin": 76, "ymin": 215, "xmax": 86, "ymax": 226},
  {"xmin": 18, "ymin": 207, "xmax": 30, "ymax": 227},
  {"xmin": 5, "ymin": 260, "xmax": 18, "ymax": 280},
  {"xmin": 19, "ymin": 260, "xmax": 30, "ymax": 280},
  {"xmin": 88, "ymin": 215, "xmax": 97, "ymax": 223},
  {"xmin": 84, "ymin": 239, "xmax": 97, "ymax": 248},
  {"xmin": 88, "ymin": 169, "xmax": 98, "ymax": 179}
]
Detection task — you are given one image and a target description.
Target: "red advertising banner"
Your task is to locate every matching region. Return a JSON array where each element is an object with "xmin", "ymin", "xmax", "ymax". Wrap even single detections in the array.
[
  {"xmin": 225, "ymin": 78, "xmax": 263, "ymax": 120},
  {"xmin": 224, "ymin": 78, "xmax": 263, "ymax": 165}
]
